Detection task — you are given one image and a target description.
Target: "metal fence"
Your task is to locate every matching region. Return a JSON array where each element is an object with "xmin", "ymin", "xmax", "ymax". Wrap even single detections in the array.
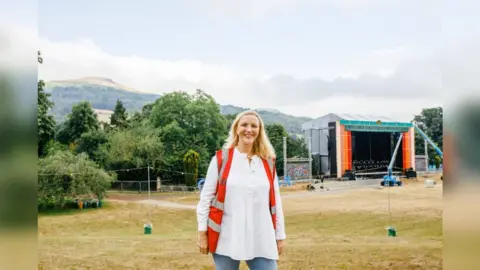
[
  {"xmin": 110, "ymin": 180, "xmax": 199, "ymax": 193},
  {"xmin": 112, "ymin": 175, "xmax": 424, "ymax": 194},
  {"xmin": 111, "ymin": 179, "xmax": 314, "ymax": 194}
]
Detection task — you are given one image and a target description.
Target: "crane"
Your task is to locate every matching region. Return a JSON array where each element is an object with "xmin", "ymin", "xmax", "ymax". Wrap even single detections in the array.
[
  {"xmin": 381, "ymin": 124, "xmax": 442, "ymax": 237},
  {"xmin": 381, "ymin": 132, "xmax": 404, "ymax": 186},
  {"xmin": 381, "ymin": 123, "xmax": 443, "ymax": 186},
  {"xmin": 412, "ymin": 122, "xmax": 443, "ymax": 158}
]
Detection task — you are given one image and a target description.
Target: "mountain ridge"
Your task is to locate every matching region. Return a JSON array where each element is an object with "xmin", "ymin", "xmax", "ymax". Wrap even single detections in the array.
[
  {"xmin": 47, "ymin": 76, "xmax": 146, "ymax": 93},
  {"xmin": 44, "ymin": 77, "xmax": 313, "ymax": 134}
]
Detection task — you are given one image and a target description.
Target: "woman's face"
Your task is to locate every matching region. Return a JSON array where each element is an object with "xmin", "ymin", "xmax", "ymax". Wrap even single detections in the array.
[{"xmin": 237, "ymin": 114, "xmax": 260, "ymax": 146}]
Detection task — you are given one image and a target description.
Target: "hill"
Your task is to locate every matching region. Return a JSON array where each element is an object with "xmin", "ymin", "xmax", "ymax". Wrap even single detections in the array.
[
  {"xmin": 45, "ymin": 77, "xmax": 312, "ymax": 134},
  {"xmin": 45, "ymin": 77, "xmax": 160, "ymax": 123}
]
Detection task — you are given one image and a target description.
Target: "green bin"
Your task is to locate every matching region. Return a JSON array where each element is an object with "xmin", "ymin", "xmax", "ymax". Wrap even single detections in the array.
[
  {"xmin": 387, "ymin": 227, "xmax": 397, "ymax": 237},
  {"xmin": 144, "ymin": 224, "xmax": 152, "ymax": 235}
]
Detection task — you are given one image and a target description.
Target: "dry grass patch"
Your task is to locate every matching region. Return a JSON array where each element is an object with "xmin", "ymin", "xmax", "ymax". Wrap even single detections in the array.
[
  {"xmin": 160, "ymin": 193, "xmax": 201, "ymax": 204},
  {"xmin": 283, "ymin": 180, "xmax": 442, "ymax": 216},
  {"xmin": 39, "ymin": 181, "xmax": 442, "ymax": 269},
  {"xmin": 279, "ymin": 211, "xmax": 442, "ymax": 269}
]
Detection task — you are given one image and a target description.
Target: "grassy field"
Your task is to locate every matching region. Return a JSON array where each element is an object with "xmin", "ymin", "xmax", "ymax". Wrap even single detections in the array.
[{"xmin": 38, "ymin": 177, "xmax": 442, "ymax": 269}]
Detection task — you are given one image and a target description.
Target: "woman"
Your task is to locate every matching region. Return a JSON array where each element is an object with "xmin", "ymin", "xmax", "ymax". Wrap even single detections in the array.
[{"xmin": 196, "ymin": 110, "xmax": 286, "ymax": 269}]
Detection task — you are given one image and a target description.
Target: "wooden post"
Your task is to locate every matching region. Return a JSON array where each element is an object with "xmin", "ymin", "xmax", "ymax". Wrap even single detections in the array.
[{"xmin": 157, "ymin": 176, "xmax": 161, "ymax": 191}]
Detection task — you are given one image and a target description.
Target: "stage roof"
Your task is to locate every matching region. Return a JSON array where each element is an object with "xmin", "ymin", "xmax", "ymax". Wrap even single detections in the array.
[{"xmin": 302, "ymin": 113, "xmax": 412, "ymax": 133}]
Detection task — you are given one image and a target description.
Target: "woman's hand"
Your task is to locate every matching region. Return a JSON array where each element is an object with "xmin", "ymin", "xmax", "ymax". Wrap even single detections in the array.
[
  {"xmin": 197, "ymin": 231, "xmax": 209, "ymax": 255},
  {"xmin": 277, "ymin": 239, "xmax": 285, "ymax": 255}
]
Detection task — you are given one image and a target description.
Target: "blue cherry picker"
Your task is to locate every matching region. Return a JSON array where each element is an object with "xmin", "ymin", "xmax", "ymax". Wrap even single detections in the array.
[{"xmin": 381, "ymin": 122, "xmax": 443, "ymax": 187}]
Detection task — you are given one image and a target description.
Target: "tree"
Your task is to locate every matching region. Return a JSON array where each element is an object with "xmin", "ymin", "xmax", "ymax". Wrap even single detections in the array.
[
  {"xmin": 287, "ymin": 136, "xmax": 309, "ymax": 158},
  {"xmin": 110, "ymin": 99, "xmax": 128, "ymax": 129},
  {"xmin": 43, "ymin": 140, "xmax": 68, "ymax": 156},
  {"xmin": 127, "ymin": 103, "xmax": 155, "ymax": 128},
  {"xmin": 37, "ymin": 51, "xmax": 56, "ymax": 156},
  {"xmin": 184, "ymin": 150, "xmax": 200, "ymax": 186},
  {"xmin": 105, "ymin": 124, "xmax": 164, "ymax": 173},
  {"xmin": 434, "ymin": 155, "xmax": 442, "ymax": 169},
  {"xmin": 57, "ymin": 101, "xmax": 101, "ymax": 144},
  {"xmin": 413, "ymin": 107, "xmax": 443, "ymax": 164},
  {"xmin": 38, "ymin": 150, "xmax": 116, "ymax": 210},
  {"xmin": 141, "ymin": 103, "xmax": 154, "ymax": 117},
  {"xmin": 265, "ymin": 124, "xmax": 288, "ymax": 176},
  {"xmin": 75, "ymin": 129, "xmax": 109, "ymax": 166},
  {"xmin": 223, "ymin": 113, "xmax": 237, "ymax": 133},
  {"xmin": 149, "ymin": 90, "xmax": 228, "ymax": 182}
]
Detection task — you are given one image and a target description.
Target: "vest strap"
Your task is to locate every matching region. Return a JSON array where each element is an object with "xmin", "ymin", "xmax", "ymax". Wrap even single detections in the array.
[
  {"xmin": 271, "ymin": 205, "xmax": 276, "ymax": 215},
  {"xmin": 211, "ymin": 197, "xmax": 224, "ymax": 211},
  {"xmin": 208, "ymin": 218, "xmax": 221, "ymax": 232},
  {"xmin": 217, "ymin": 149, "xmax": 230, "ymax": 183}
]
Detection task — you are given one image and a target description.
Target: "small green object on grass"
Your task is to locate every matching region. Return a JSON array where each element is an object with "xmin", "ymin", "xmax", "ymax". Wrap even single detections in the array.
[
  {"xmin": 144, "ymin": 223, "xmax": 152, "ymax": 235},
  {"xmin": 387, "ymin": 226, "xmax": 397, "ymax": 237}
]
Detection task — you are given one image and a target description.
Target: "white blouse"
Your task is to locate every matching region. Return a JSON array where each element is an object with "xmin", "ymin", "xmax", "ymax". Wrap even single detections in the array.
[{"xmin": 196, "ymin": 148, "xmax": 286, "ymax": 261}]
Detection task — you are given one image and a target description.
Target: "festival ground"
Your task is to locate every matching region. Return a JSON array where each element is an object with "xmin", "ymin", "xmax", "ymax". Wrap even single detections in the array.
[{"xmin": 38, "ymin": 174, "xmax": 442, "ymax": 269}]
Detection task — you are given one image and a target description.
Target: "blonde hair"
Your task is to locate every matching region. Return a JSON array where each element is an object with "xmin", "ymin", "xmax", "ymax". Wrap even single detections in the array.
[{"xmin": 223, "ymin": 110, "xmax": 276, "ymax": 160}]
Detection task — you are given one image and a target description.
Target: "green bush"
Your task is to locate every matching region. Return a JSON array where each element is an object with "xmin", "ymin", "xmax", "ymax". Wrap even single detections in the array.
[
  {"xmin": 38, "ymin": 150, "xmax": 116, "ymax": 210},
  {"xmin": 184, "ymin": 149, "xmax": 199, "ymax": 186},
  {"xmin": 434, "ymin": 155, "xmax": 442, "ymax": 169}
]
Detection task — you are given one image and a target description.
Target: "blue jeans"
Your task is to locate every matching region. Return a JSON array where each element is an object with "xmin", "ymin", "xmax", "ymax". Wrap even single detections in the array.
[{"xmin": 213, "ymin": 253, "xmax": 277, "ymax": 270}]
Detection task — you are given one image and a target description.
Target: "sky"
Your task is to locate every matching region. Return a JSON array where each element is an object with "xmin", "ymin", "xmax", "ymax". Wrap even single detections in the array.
[{"xmin": 15, "ymin": 0, "xmax": 480, "ymax": 121}]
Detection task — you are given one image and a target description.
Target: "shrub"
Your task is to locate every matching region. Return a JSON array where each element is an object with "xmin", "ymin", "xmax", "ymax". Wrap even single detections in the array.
[{"xmin": 38, "ymin": 150, "xmax": 116, "ymax": 210}]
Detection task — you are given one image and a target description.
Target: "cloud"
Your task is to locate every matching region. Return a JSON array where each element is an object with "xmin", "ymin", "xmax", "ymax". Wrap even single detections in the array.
[
  {"xmin": 245, "ymin": 60, "xmax": 442, "ymax": 106},
  {"xmin": 186, "ymin": 0, "xmax": 412, "ymax": 20},
  {"xmin": 39, "ymin": 38, "xmax": 241, "ymax": 87},
  {"xmin": 39, "ymin": 35, "xmax": 464, "ymax": 120},
  {"xmin": 186, "ymin": 0, "xmax": 303, "ymax": 20}
]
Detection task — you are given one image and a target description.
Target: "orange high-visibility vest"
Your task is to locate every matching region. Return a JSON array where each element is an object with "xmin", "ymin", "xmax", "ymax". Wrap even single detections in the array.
[{"xmin": 207, "ymin": 147, "xmax": 277, "ymax": 253}]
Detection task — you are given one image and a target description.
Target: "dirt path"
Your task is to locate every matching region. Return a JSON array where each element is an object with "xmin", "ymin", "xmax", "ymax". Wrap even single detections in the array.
[
  {"xmin": 283, "ymin": 179, "xmax": 381, "ymax": 198},
  {"xmin": 136, "ymin": 199, "xmax": 197, "ymax": 210},
  {"xmin": 111, "ymin": 179, "xmax": 384, "ymax": 210},
  {"xmin": 282, "ymin": 180, "xmax": 443, "ymax": 216},
  {"xmin": 108, "ymin": 177, "xmax": 442, "ymax": 214},
  {"xmin": 105, "ymin": 192, "xmax": 191, "ymax": 202}
]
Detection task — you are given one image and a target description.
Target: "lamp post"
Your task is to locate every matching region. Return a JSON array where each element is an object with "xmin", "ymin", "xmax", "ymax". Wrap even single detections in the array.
[
  {"xmin": 283, "ymin": 136, "xmax": 287, "ymax": 179},
  {"xmin": 308, "ymin": 132, "xmax": 312, "ymax": 179}
]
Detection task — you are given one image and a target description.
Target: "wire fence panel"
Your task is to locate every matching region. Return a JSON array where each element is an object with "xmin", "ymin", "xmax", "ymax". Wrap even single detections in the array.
[{"xmin": 110, "ymin": 180, "xmax": 199, "ymax": 193}]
